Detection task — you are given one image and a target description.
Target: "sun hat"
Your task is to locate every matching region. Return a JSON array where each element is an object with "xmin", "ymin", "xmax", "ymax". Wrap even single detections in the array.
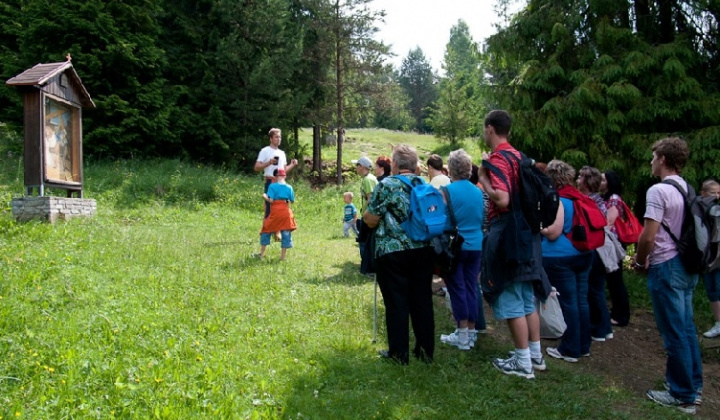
[{"xmin": 352, "ymin": 156, "xmax": 373, "ymax": 169}]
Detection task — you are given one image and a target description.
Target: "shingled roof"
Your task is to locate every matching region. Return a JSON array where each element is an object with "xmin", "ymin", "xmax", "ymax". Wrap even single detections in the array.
[{"xmin": 6, "ymin": 61, "xmax": 95, "ymax": 108}]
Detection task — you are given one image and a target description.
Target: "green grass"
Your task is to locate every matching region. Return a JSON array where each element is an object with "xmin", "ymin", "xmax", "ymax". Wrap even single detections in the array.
[{"xmin": 0, "ymin": 129, "xmax": 708, "ymax": 419}]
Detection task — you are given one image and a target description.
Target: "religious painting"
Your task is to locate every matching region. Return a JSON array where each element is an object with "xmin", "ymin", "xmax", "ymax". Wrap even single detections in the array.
[{"xmin": 44, "ymin": 97, "xmax": 76, "ymax": 182}]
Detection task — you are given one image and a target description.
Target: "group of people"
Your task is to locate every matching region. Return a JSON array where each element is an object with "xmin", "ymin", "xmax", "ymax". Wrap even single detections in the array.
[
  {"xmin": 254, "ymin": 118, "xmax": 719, "ymax": 415},
  {"xmin": 357, "ymin": 111, "xmax": 717, "ymax": 416}
]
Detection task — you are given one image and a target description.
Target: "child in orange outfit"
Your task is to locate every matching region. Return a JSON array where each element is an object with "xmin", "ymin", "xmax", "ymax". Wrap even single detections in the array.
[{"xmin": 259, "ymin": 168, "xmax": 297, "ymax": 260}]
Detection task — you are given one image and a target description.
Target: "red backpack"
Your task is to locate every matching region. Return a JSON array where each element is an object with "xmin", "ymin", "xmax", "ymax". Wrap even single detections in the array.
[
  {"xmin": 558, "ymin": 186, "xmax": 607, "ymax": 251},
  {"xmin": 613, "ymin": 199, "xmax": 642, "ymax": 246}
]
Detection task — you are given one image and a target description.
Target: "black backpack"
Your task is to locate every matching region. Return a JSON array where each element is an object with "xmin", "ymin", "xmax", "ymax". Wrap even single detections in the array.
[
  {"xmin": 499, "ymin": 151, "xmax": 559, "ymax": 233},
  {"xmin": 661, "ymin": 180, "xmax": 720, "ymax": 274}
]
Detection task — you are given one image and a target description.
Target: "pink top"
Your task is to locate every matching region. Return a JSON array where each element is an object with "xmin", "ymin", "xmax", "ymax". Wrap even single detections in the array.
[{"xmin": 644, "ymin": 175, "xmax": 688, "ymax": 265}]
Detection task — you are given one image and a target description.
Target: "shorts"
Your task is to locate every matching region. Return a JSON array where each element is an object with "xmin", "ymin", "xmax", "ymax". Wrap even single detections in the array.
[{"xmin": 492, "ymin": 281, "xmax": 536, "ymax": 320}]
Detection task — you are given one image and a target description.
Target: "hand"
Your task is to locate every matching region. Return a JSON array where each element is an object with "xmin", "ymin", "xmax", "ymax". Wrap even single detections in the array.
[
  {"xmin": 290, "ymin": 158, "xmax": 298, "ymax": 166},
  {"xmin": 631, "ymin": 258, "xmax": 647, "ymax": 273}
]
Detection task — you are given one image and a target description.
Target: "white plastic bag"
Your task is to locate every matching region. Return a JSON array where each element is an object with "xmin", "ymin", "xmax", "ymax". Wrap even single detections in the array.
[{"xmin": 539, "ymin": 287, "xmax": 566, "ymax": 339}]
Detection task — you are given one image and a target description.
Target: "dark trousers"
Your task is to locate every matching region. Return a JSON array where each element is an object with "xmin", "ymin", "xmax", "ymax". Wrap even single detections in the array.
[
  {"xmin": 588, "ymin": 251, "xmax": 613, "ymax": 338},
  {"xmin": 606, "ymin": 265, "xmax": 630, "ymax": 325},
  {"xmin": 264, "ymin": 178, "xmax": 273, "ymax": 218},
  {"xmin": 376, "ymin": 247, "xmax": 435, "ymax": 364}
]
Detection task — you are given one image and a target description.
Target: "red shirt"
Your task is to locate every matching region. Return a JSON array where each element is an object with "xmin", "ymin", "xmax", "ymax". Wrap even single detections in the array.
[{"xmin": 486, "ymin": 142, "xmax": 521, "ymax": 220}]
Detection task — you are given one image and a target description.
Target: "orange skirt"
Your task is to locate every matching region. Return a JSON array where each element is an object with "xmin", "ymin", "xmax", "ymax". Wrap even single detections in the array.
[{"xmin": 261, "ymin": 201, "xmax": 297, "ymax": 233}]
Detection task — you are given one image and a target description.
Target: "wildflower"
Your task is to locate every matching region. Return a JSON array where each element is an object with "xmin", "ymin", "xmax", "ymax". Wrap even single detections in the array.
[{"xmin": 154, "ymin": 378, "xmax": 162, "ymax": 383}]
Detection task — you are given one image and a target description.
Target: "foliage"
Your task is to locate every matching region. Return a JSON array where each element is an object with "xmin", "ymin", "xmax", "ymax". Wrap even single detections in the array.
[
  {"xmin": 398, "ymin": 47, "xmax": 439, "ymax": 132},
  {"xmin": 430, "ymin": 20, "xmax": 483, "ymax": 146},
  {"xmin": 482, "ymin": 0, "xmax": 720, "ymax": 204}
]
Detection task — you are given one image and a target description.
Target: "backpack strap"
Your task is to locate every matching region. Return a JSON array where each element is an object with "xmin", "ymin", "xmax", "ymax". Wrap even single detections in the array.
[
  {"xmin": 441, "ymin": 185, "xmax": 458, "ymax": 228},
  {"xmin": 659, "ymin": 179, "xmax": 694, "ymax": 244},
  {"xmin": 388, "ymin": 174, "xmax": 422, "ymax": 223}
]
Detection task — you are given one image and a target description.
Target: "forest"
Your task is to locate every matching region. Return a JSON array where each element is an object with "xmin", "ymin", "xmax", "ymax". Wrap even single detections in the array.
[{"xmin": 1, "ymin": 0, "xmax": 720, "ymax": 199}]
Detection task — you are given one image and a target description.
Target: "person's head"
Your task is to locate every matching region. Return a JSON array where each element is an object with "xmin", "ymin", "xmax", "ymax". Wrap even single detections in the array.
[
  {"xmin": 545, "ymin": 159, "xmax": 576, "ymax": 188},
  {"xmin": 391, "ymin": 144, "xmax": 418, "ymax": 174},
  {"xmin": 426, "ymin": 154, "xmax": 444, "ymax": 175},
  {"xmin": 353, "ymin": 156, "xmax": 373, "ymax": 176},
  {"xmin": 374, "ymin": 156, "xmax": 391, "ymax": 178},
  {"xmin": 601, "ymin": 170, "xmax": 623, "ymax": 199},
  {"xmin": 577, "ymin": 166, "xmax": 602, "ymax": 194},
  {"xmin": 469, "ymin": 164, "xmax": 480, "ymax": 185},
  {"xmin": 651, "ymin": 137, "xmax": 689, "ymax": 176},
  {"xmin": 447, "ymin": 149, "xmax": 472, "ymax": 181},
  {"xmin": 702, "ymin": 179, "xmax": 720, "ymax": 199},
  {"xmin": 343, "ymin": 191, "xmax": 354, "ymax": 204},
  {"xmin": 483, "ymin": 110, "xmax": 511, "ymax": 148},
  {"xmin": 273, "ymin": 168, "xmax": 287, "ymax": 183},
  {"xmin": 268, "ymin": 128, "xmax": 282, "ymax": 148}
]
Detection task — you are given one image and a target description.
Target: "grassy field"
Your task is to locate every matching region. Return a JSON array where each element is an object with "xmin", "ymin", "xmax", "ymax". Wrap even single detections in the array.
[{"xmin": 0, "ymin": 130, "xmax": 708, "ymax": 419}]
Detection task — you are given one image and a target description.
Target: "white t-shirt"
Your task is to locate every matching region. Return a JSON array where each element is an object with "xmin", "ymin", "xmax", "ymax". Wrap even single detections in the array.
[
  {"xmin": 430, "ymin": 174, "xmax": 451, "ymax": 189},
  {"xmin": 644, "ymin": 175, "xmax": 687, "ymax": 265},
  {"xmin": 257, "ymin": 146, "xmax": 287, "ymax": 177}
]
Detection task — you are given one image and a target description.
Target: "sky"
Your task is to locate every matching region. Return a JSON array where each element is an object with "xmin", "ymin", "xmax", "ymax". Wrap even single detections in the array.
[{"xmin": 370, "ymin": 0, "xmax": 517, "ymax": 73}]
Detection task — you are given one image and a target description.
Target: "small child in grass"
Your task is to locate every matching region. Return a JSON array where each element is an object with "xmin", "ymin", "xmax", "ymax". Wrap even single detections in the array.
[
  {"xmin": 342, "ymin": 191, "xmax": 359, "ymax": 238},
  {"xmin": 258, "ymin": 168, "xmax": 297, "ymax": 260}
]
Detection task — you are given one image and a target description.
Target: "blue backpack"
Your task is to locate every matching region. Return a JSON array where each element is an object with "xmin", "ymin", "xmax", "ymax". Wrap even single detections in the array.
[{"xmin": 395, "ymin": 175, "xmax": 447, "ymax": 242}]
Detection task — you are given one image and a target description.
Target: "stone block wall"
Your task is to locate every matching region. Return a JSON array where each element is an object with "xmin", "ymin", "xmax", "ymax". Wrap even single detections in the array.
[{"xmin": 11, "ymin": 196, "xmax": 97, "ymax": 223}]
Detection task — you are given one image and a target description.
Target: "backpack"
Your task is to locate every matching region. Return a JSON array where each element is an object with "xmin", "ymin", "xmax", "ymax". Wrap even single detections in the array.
[
  {"xmin": 498, "ymin": 151, "xmax": 559, "ymax": 233},
  {"xmin": 394, "ymin": 175, "xmax": 447, "ymax": 241},
  {"xmin": 558, "ymin": 186, "xmax": 607, "ymax": 252},
  {"xmin": 613, "ymin": 198, "xmax": 643, "ymax": 246},
  {"xmin": 661, "ymin": 180, "xmax": 720, "ymax": 274}
]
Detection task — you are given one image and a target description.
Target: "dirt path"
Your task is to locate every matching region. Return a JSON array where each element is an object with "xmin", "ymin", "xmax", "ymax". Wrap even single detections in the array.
[{"xmin": 484, "ymin": 304, "xmax": 720, "ymax": 418}]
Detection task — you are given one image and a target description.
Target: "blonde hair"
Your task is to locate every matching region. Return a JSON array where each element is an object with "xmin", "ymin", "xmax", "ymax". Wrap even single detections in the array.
[
  {"xmin": 343, "ymin": 191, "xmax": 354, "ymax": 199},
  {"xmin": 546, "ymin": 160, "xmax": 576, "ymax": 188},
  {"xmin": 702, "ymin": 179, "xmax": 720, "ymax": 193},
  {"xmin": 268, "ymin": 128, "xmax": 281, "ymax": 138}
]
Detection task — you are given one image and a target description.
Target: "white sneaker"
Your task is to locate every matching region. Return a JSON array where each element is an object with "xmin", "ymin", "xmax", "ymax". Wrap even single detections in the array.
[
  {"xmin": 546, "ymin": 347, "xmax": 578, "ymax": 363},
  {"xmin": 440, "ymin": 330, "xmax": 471, "ymax": 350},
  {"xmin": 703, "ymin": 322, "xmax": 720, "ymax": 338}
]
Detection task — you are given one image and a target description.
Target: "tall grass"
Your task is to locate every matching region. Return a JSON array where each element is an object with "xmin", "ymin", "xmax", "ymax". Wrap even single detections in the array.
[{"xmin": 0, "ymin": 130, "xmax": 705, "ymax": 419}]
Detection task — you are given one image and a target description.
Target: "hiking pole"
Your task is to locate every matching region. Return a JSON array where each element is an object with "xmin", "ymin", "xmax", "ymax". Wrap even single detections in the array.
[{"xmin": 372, "ymin": 273, "xmax": 378, "ymax": 343}]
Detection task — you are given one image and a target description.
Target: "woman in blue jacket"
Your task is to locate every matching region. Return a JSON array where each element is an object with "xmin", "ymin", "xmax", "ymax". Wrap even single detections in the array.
[{"xmin": 439, "ymin": 149, "xmax": 485, "ymax": 350}]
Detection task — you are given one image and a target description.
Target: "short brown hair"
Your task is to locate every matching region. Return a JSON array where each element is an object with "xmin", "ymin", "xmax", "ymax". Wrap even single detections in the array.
[
  {"xmin": 652, "ymin": 137, "xmax": 689, "ymax": 173},
  {"xmin": 579, "ymin": 166, "xmax": 602, "ymax": 193},
  {"xmin": 427, "ymin": 154, "xmax": 443, "ymax": 171},
  {"xmin": 375, "ymin": 156, "xmax": 391, "ymax": 176}
]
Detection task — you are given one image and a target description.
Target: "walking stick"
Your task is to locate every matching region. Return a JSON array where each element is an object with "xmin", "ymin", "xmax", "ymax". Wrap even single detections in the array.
[{"xmin": 372, "ymin": 273, "xmax": 378, "ymax": 343}]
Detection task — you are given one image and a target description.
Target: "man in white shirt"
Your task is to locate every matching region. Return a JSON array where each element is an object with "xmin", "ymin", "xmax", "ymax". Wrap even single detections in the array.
[
  {"xmin": 634, "ymin": 137, "xmax": 702, "ymax": 415},
  {"xmin": 427, "ymin": 154, "xmax": 450, "ymax": 189},
  {"xmin": 254, "ymin": 128, "xmax": 298, "ymax": 217}
]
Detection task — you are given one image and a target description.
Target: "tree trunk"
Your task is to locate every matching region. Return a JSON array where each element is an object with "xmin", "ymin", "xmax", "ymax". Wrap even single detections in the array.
[
  {"xmin": 312, "ymin": 124, "xmax": 321, "ymax": 175},
  {"xmin": 658, "ymin": 0, "xmax": 674, "ymax": 43},
  {"xmin": 335, "ymin": 0, "xmax": 343, "ymax": 185}
]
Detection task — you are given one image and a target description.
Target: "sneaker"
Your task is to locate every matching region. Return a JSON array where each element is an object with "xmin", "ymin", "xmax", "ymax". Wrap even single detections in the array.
[
  {"xmin": 646, "ymin": 390, "xmax": 697, "ymax": 414},
  {"xmin": 468, "ymin": 330, "xmax": 477, "ymax": 348},
  {"xmin": 703, "ymin": 322, "xmax": 720, "ymax": 338},
  {"xmin": 440, "ymin": 330, "xmax": 471, "ymax": 350},
  {"xmin": 546, "ymin": 347, "xmax": 579, "ymax": 363},
  {"xmin": 503, "ymin": 351, "xmax": 547, "ymax": 371},
  {"xmin": 664, "ymin": 382, "xmax": 703, "ymax": 405},
  {"xmin": 591, "ymin": 332, "xmax": 614, "ymax": 342},
  {"xmin": 492, "ymin": 356, "xmax": 535, "ymax": 379}
]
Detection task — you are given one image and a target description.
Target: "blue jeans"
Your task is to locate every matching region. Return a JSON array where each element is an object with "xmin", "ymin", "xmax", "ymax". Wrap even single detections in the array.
[
  {"xmin": 543, "ymin": 252, "xmax": 593, "ymax": 358},
  {"xmin": 260, "ymin": 230, "xmax": 293, "ymax": 248},
  {"xmin": 647, "ymin": 255, "xmax": 703, "ymax": 404},
  {"xmin": 446, "ymin": 250, "xmax": 481, "ymax": 325},
  {"xmin": 588, "ymin": 251, "xmax": 612, "ymax": 338},
  {"xmin": 703, "ymin": 269, "xmax": 720, "ymax": 302}
]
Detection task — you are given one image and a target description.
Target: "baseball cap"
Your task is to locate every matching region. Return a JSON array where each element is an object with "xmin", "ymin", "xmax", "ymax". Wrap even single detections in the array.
[
  {"xmin": 352, "ymin": 156, "xmax": 373, "ymax": 169},
  {"xmin": 275, "ymin": 168, "xmax": 287, "ymax": 177}
]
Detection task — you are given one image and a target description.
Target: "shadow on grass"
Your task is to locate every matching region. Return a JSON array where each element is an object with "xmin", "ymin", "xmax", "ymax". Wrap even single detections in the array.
[{"xmin": 303, "ymin": 261, "xmax": 373, "ymax": 286}]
